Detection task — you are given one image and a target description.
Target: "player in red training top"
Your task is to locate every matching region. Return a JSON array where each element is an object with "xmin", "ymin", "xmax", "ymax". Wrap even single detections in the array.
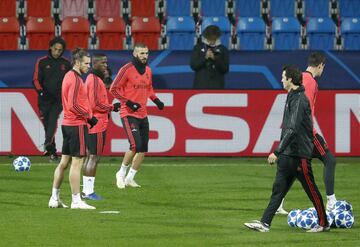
[
  {"xmin": 82, "ymin": 54, "xmax": 120, "ymax": 200},
  {"xmin": 110, "ymin": 43, "xmax": 164, "ymax": 189},
  {"xmin": 277, "ymin": 52, "xmax": 337, "ymax": 215},
  {"xmin": 48, "ymin": 48, "xmax": 98, "ymax": 210}
]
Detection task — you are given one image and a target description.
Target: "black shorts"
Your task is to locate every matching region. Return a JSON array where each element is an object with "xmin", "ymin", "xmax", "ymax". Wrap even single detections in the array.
[
  {"xmin": 87, "ymin": 131, "xmax": 106, "ymax": 155},
  {"xmin": 61, "ymin": 125, "xmax": 88, "ymax": 157},
  {"xmin": 312, "ymin": 133, "xmax": 330, "ymax": 158},
  {"xmin": 121, "ymin": 116, "xmax": 149, "ymax": 153}
]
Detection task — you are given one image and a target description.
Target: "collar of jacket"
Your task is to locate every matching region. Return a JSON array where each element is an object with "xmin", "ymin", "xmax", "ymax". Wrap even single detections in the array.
[
  {"xmin": 131, "ymin": 56, "xmax": 146, "ymax": 75},
  {"xmin": 90, "ymin": 69, "xmax": 105, "ymax": 80}
]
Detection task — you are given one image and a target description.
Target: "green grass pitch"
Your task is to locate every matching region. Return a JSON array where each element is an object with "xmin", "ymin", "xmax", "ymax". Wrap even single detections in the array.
[{"xmin": 0, "ymin": 156, "xmax": 359, "ymax": 246}]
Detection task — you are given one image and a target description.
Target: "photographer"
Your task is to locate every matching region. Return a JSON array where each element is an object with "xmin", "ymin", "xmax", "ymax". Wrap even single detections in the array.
[{"xmin": 190, "ymin": 25, "xmax": 229, "ymax": 89}]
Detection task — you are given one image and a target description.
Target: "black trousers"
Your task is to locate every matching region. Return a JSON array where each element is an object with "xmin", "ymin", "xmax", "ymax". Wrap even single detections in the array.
[
  {"xmin": 38, "ymin": 96, "xmax": 62, "ymax": 155},
  {"xmin": 121, "ymin": 116, "xmax": 149, "ymax": 153},
  {"xmin": 261, "ymin": 155, "xmax": 328, "ymax": 227}
]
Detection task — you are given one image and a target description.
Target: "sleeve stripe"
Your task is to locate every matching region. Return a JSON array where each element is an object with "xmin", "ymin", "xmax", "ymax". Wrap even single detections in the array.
[
  {"xmin": 32, "ymin": 56, "xmax": 47, "ymax": 91},
  {"xmin": 72, "ymin": 73, "xmax": 89, "ymax": 118},
  {"xmin": 94, "ymin": 75, "xmax": 112, "ymax": 111},
  {"xmin": 110, "ymin": 63, "xmax": 132, "ymax": 100}
]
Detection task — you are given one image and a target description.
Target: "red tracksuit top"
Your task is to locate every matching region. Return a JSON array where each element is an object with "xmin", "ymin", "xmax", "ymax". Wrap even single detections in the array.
[
  {"xmin": 86, "ymin": 72, "xmax": 113, "ymax": 134},
  {"xmin": 110, "ymin": 62, "xmax": 157, "ymax": 119},
  {"xmin": 62, "ymin": 70, "xmax": 92, "ymax": 126},
  {"xmin": 302, "ymin": 71, "xmax": 318, "ymax": 134}
]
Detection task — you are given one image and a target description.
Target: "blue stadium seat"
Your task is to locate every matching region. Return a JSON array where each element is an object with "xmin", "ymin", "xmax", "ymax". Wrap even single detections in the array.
[
  {"xmin": 166, "ymin": 16, "xmax": 196, "ymax": 50},
  {"xmin": 304, "ymin": 0, "xmax": 330, "ymax": 17},
  {"xmin": 201, "ymin": 16, "xmax": 232, "ymax": 47},
  {"xmin": 270, "ymin": 0, "xmax": 296, "ymax": 17},
  {"xmin": 166, "ymin": 0, "xmax": 192, "ymax": 16},
  {"xmin": 235, "ymin": 0, "xmax": 261, "ymax": 17},
  {"xmin": 200, "ymin": 0, "xmax": 226, "ymax": 16},
  {"xmin": 341, "ymin": 18, "xmax": 360, "ymax": 50},
  {"xmin": 272, "ymin": 17, "xmax": 301, "ymax": 50},
  {"xmin": 237, "ymin": 17, "xmax": 266, "ymax": 50},
  {"xmin": 339, "ymin": 0, "xmax": 360, "ymax": 17},
  {"xmin": 307, "ymin": 17, "xmax": 336, "ymax": 50}
]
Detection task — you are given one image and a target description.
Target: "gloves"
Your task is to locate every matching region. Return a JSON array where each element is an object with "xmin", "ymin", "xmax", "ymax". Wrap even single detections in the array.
[
  {"xmin": 87, "ymin": 116, "xmax": 98, "ymax": 129},
  {"xmin": 153, "ymin": 98, "xmax": 164, "ymax": 110},
  {"xmin": 126, "ymin": 100, "xmax": 141, "ymax": 112},
  {"xmin": 112, "ymin": 102, "xmax": 121, "ymax": 112},
  {"xmin": 37, "ymin": 90, "xmax": 44, "ymax": 97}
]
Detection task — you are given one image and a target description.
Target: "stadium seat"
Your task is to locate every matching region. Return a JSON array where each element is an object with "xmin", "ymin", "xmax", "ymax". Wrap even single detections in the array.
[
  {"xmin": 61, "ymin": 16, "xmax": 90, "ymax": 49},
  {"xmin": 94, "ymin": 0, "xmax": 122, "ymax": 19},
  {"xmin": 339, "ymin": 0, "xmax": 360, "ymax": 18},
  {"xmin": 235, "ymin": 0, "xmax": 261, "ymax": 17},
  {"xmin": 200, "ymin": 0, "xmax": 226, "ymax": 16},
  {"xmin": 341, "ymin": 18, "xmax": 360, "ymax": 50},
  {"xmin": 166, "ymin": 16, "xmax": 196, "ymax": 50},
  {"xmin": 25, "ymin": 0, "xmax": 52, "ymax": 17},
  {"xmin": 237, "ymin": 17, "xmax": 266, "ymax": 50},
  {"xmin": 201, "ymin": 16, "xmax": 232, "ymax": 47},
  {"xmin": 272, "ymin": 17, "xmax": 301, "ymax": 50},
  {"xmin": 0, "ymin": 0, "xmax": 18, "ymax": 17},
  {"xmin": 59, "ymin": 0, "xmax": 88, "ymax": 20},
  {"xmin": 165, "ymin": 0, "xmax": 192, "ymax": 16},
  {"xmin": 269, "ymin": 0, "xmax": 296, "ymax": 17},
  {"xmin": 96, "ymin": 16, "xmax": 126, "ymax": 50},
  {"xmin": 304, "ymin": 0, "xmax": 330, "ymax": 17},
  {"xmin": 0, "ymin": 17, "xmax": 20, "ymax": 50},
  {"xmin": 306, "ymin": 17, "xmax": 336, "ymax": 50},
  {"xmin": 26, "ymin": 17, "xmax": 55, "ymax": 50},
  {"xmin": 130, "ymin": 0, "xmax": 156, "ymax": 17},
  {"xmin": 131, "ymin": 16, "xmax": 161, "ymax": 50}
]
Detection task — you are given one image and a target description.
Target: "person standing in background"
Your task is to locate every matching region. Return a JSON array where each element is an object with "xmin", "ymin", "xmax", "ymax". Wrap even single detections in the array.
[
  {"xmin": 190, "ymin": 25, "xmax": 229, "ymax": 89},
  {"xmin": 33, "ymin": 37, "xmax": 71, "ymax": 162}
]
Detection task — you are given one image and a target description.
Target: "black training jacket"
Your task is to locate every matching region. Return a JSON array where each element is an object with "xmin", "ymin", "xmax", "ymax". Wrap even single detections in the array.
[{"xmin": 274, "ymin": 86, "xmax": 314, "ymax": 159}]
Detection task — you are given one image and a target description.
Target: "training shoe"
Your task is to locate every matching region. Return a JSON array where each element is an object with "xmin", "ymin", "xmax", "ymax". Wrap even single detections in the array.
[
  {"xmin": 326, "ymin": 200, "xmax": 336, "ymax": 211},
  {"xmin": 125, "ymin": 178, "xmax": 141, "ymax": 188},
  {"xmin": 48, "ymin": 197, "xmax": 68, "ymax": 208},
  {"xmin": 116, "ymin": 171, "xmax": 126, "ymax": 189},
  {"xmin": 307, "ymin": 225, "xmax": 330, "ymax": 233},
  {"xmin": 71, "ymin": 200, "xmax": 96, "ymax": 210},
  {"xmin": 275, "ymin": 207, "xmax": 289, "ymax": 215},
  {"xmin": 244, "ymin": 220, "xmax": 270, "ymax": 232},
  {"xmin": 82, "ymin": 192, "xmax": 103, "ymax": 201}
]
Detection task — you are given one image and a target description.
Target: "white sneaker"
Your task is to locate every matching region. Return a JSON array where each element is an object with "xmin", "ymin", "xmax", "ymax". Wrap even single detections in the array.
[
  {"xmin": 244, "ymin": 220, "xmax": 270, "ymax": 232},
  {"xmin": 71, "ymin": 200, "xmax": 96, "ymax": 210},
  {"xmin": 307, "ymin": 225, "xmax": 330, "ymax": 233},
  {"xmin": 326, "ymin": 200, "xmax": 336, "ymax": 211},
  {"xmin": 116, "ymin": 171, "xmax": 125, "ymax": 189},
  {"xmin": 275, "ymin": 207, "xmax": 289, "ymax": 215},
  {"xmin": 125, "ymin": 178, "xmax": 141, "ymax": 188},
  {"xmin": 48, "ymin": 197, "xmax": 68, "ymax": 208}
]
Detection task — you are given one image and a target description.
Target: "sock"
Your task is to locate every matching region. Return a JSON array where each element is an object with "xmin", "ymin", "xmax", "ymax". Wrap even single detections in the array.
[
  {"xmin": 278, "ymin": 198, "xmax": 285, "ymax": 209},
  {"xmin": 327, "ymin": 194, "xmax": 336, "ymax": 203},
  {"xmin": 118, "ymin": 164, "xmax": 129, "ymax": 177},
  {"xmin": 51, "ymin": 188, "xmax": 60, "ymax": 200},
  {"xmin": 72, "ymin": 193, "xmax": 81, "ymax": 203},
  {"xmin": 126, "ymin": 167, "xmax": 137, "ymax": 181},
  {"xmin": 82, "ymin": 176, "xmax": 95, "ymax": 195}
]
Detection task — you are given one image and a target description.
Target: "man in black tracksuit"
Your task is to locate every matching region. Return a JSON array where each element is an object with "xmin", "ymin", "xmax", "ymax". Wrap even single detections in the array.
[
  {"xmin": 190, "ymin": 25, "xmax": 229, "ymax": 89},
  {"xmin": 244, "ymin": 65, "xmax": 329, "ymax": 233},
  {"xmin": 33, "ymin": 37, "xmax": 71, "ymax": 161}
]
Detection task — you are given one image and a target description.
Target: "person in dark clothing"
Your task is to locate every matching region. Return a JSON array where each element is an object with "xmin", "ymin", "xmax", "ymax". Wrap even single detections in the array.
[
  {"xmin": 190, "ymin": 25, "xmax": 229, "ymax": 89},
  {"xmin": 244, "ymin": 65, "xmax": 329, "ymax": 233},
  {"xmin": 33, "ymin": 37, "xmax": 71, "ymax": 162}
]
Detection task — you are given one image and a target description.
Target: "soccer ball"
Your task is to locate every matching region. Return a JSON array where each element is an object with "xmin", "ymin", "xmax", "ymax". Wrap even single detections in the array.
[
  {"xmin": 296, "ymin": 210, "xmax": 319, "ymax": 230},
  {"xmin": 287, "ymin": 209, "xmax": 301, "ymax": 227},
  {"xmin": 326, "ymin": 210, "xmax": 335, "ymax": 227},
  {"xmin": 335, "ymin": 210, "xmax": 355, "ymax": 228},
  {"xmin": 13, "ymin": 156, "xmax": 31, "ymax": 172},
  {"xmin": 333, "ymin": 200, "xmax": 353, "ymax": 213}
]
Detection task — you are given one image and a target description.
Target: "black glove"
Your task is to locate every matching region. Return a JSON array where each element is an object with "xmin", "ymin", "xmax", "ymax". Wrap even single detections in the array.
[
  {"xmin": 126, "ymin": 100, "xmax": 141, "ymax": 112},
  {"xmin": 113, "ymin": 102, "xmax": 121, "ymax": 112},
  {"xmin": 87, "ymin": 116, "xmax": 98, "ymax": 129},
  {"xmin": 153, "ymin": 98, "xmax": 164, "ymax": 110},
  {"xmin": 37, "ymin": 90, "xmax": 44, "ymax": 97}
]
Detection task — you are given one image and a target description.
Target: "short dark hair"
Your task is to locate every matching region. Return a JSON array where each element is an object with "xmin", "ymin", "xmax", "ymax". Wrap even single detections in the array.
[
  {"xmin": 203, "ymin": 25, "xmax": 221, "ymax": 40},
  {"xmin": 282, "ymin": 65, "xmax": 302, "ymax": 86},
  {"xmin": 71, "ymin": 48, "xmax": 90, "ymax": 65},
  {"xmin": 49, "ymin": 37, "xmax": 66, "ymax": 50},
  {"xmin": 92, "ymin": 53, "xmax": 107, "ymax": 66},
  {"xmin": 134, "ymin": 43, "xmax": 148, "ymax": 50},
  {"xmin": 307, "ymin": 52, "xmax": 326, "ymax": 67}
]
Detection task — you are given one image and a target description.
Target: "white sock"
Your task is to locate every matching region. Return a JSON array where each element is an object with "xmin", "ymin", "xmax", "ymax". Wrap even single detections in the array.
[
  {"xmin": 327, "ymin": 194, "xmax": 336, "ymax": 202},
  {"xmin": 118, "ymin": 164, "xmax": 129, "ymax": 177},
  {"xmin": 51, "ymin": 188, "xmax": 60, "ymax": 200},
  {"xmin": 279, "ymin": 198, "xmax": 285, "ymax": 209},
  {"xmin": 126, "ymin": 167, "xmax": 137, "ymax": 181},
  {"xmin": 82, "ymin": 176, "xmax": 95, "ymax": 195},
  {"xmin": 72, "ymin": 193, "xmax": 81, "ymax": 204}
]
